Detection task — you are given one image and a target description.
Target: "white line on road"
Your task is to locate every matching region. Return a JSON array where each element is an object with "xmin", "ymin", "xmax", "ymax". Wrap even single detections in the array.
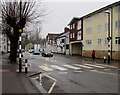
[
  {"xmin": 84, "ymin": 64, "xmax": 106, "ymax": 68},
  {"xmin": 63, "ymin": 64, "xmax": 81, "ymax": 70},
  {"xmin": 43, "ymin": 74, "xmax": 57, "ymax": 93},
  {"xmin": 51, "ymin": 65, "xmax": 67, "ymax": 71},
  {"xmin": 58, "ymin": 72, "xmax": 68, "ymax": 74},
  {"xmin": 95, "ymin": 64, "xmax": 117, "ymax": 68},
  {"xmin": 73, "ymin": 71, "xmax": 83, "ymax": 73},
  {"xmin": 90, "ymin": 70, "xmax": 118, "ymax": 76},
  {"xmin": 73, "ymin": 64, "xmax": 93, "ymax": 69},
  {"xmin": 39, "ymin": 66, "xmax": 53, "ymax": 71},
  {"xmin": 103, "ymin": 69, "xmax": 110, "ymax": 71}
]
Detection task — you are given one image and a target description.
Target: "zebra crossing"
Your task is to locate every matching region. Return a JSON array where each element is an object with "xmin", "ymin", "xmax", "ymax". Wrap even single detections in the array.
[{"xmin": 38, "ymin": 63, "xmax": 117, "ymax": 74}]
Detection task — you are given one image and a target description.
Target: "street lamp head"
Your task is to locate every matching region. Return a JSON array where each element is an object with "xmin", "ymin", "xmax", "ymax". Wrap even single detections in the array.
[{"xmin": 105, "ymin": 10, "xmax": 110, "ymax": 14}]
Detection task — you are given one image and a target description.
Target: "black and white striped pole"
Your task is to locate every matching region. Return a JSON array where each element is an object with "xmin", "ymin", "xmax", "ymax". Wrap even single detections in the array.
[
  {"xmin": 19, "ymin": 29, "xmax": 22, "ymax": 72},
  {"xmin": 25, "ymin": 59, "xmax": 28, "ymax": 73},
  {"xmin": 105, "ymin": 10, "xmax": 111, "ymax": 64},
  {"xmin": 19, "ymin": 1, "xmax": 22, "ymax": 72},
  {"xmin": 108, "ymin": 40, "xmax": 110, "ymax": 64}
]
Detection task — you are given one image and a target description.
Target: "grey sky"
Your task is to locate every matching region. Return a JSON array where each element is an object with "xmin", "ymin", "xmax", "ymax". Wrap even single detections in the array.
[{"xmin": 39, "ymin": 0, "xmax": 119, "ymax": 38}]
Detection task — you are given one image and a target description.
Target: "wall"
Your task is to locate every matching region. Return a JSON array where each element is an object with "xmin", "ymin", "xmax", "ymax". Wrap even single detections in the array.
[{"xmin": 82, "ymin": 5, "xmax": 120, "ymax": 60}]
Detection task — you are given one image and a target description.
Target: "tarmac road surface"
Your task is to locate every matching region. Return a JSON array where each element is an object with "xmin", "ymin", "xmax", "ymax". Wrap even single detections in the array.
[{"xmin": 24, "ymin": 52, "xmax": 119, "ymax": 94}]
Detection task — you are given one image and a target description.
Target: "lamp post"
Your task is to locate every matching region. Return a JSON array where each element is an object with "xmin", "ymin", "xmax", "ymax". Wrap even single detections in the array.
[{"xmin": 105, "ymin": 10, "xmax": 111, "ymax": 64}]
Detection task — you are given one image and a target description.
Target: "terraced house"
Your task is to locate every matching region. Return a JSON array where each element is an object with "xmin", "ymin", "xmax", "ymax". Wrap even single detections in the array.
[{"xmin": 82, "ymin": 1, "xmax": 120, "ymax": 60}]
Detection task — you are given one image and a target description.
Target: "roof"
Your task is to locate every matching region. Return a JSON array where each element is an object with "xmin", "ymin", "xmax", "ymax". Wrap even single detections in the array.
[
  {"xmin": 68, "ymin": 17, "xmax": 80, "ymax": 25},
  {"xmin": 68, "ymin": 1, "xmax": 120, "ymax": 25},
  {"xmin": 46, "ymin": 33, "xmax": 60, "ymax": 39},
  {"xmin": 82, "ymin": 1, "xmax": 120, "ymax": 18}
]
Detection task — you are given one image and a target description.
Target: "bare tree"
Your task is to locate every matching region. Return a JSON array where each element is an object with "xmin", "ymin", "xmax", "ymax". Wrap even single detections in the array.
[{"xmin": 1, "ymin": 0, "xmax": 46, "ymax": 63}]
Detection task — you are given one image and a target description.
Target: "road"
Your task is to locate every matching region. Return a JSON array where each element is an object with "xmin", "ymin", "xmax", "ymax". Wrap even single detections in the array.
[{"xmin": 23, "ymin": 52, "xmax": 118, "ymax": 94}]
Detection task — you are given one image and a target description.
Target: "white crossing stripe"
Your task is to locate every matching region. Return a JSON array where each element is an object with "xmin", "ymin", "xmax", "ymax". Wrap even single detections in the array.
[
  {"xmin": 63, "ymin": 64, "xmax": 81, "ymax": 70},
  {"xmin": 84, "ymin": 64, "xmax": 106, "ymax": 68},
  {"xmin": 51, "ymin": 65, "xmax": 67, "ymax": 71},
  {"xmin": 95, "ymin": 64, "xmax": 117, "ymax": 68},
  {"xmin": 58, "ymin": 72, "xmax": 68, "ymax": 74},
  {"xmin": 39, "ymin": 66, "xmax": 53, "ymax": 71},
  {"xmin": 90, "ymin": 70, "xmax": 118, "ymax": 76},
  {"xmin": 73, "ymin": 71, "xmax": 82, "ymax": 73},
  {"xmin": 103, "ymin": 69, "xmax": 110, "ymax": 71},
  {"xmin": 73, "ymin": 64, "xmax": 93, "ymax": 69}
]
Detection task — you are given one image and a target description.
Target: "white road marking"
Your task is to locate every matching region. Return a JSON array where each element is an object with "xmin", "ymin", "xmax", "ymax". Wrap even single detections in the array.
[
  {"xmin": 84, "ymin": 64, "xmax": 106, "ymax": 68},
  {"xmin": 39, "ymin": 66, "xmax": 53, "ymax": 71},
  {"xmin": 43, "ymin": 74, "xmax": 57, "ymax": 93},
  {"xmin": 51, "ymin": 65, "xmax": 67, "ymax": 71},
  {"xmin": 63, "ymin": 64, "xmax": 81, "ymax": 70},
  {"xmin": 73, "ymin": 64, "xmax": 93, "ymax": 69},
  {"xmin": 58, "ymin": 72, "xmax": 68, "ymax": 74},
  {"xmin": 90, "ymin": 70, "xmax": 118, "ymax": 76},
  {"xmin": 73, "ymin": 71, "xmax": 82, "ymax": 73},
  {"xmin": 103, "ymin": 69, "xmax": 110, "ymax": 71},
  {"xmin": 90, "ymin": 70, "xmax": 97, "ymax": 72},
  {"xmin": 95, "ymin": 64, "xmax": 117, "ymax": 68}
]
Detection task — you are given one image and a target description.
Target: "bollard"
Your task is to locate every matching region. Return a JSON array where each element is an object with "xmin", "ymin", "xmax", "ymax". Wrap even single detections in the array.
[
  {"xmin": 104, "ymin": 56, "xmax": 106, "ymax": 63},
  {"xmin": 39, "ymin": 72, "xmax": 42, "ymax": 85},
  {"xmin": 25, "ymin": 59, "xmax": 28, "ymax": 73}
]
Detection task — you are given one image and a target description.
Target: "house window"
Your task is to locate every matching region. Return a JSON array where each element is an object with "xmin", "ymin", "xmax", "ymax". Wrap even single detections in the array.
[
  {"xmin": 54, "ymin": 40, "xmax": 56, "ymax": 44},
  {"xmin": 66, "ymin": 44, "xmax": 69, "ymax": 49},
  {"xmin": 98, "ymin": 25, "xmax": 102, "ymax": 32},
  {"xmin": 70, "ymin": 33, "xmax": 72, "ymax": 38},
  {"xmin": 62, "ymin": 39, "xmax": 65, "ymax": 43},
  {"xmin": 98, "ymin": 39, "xmax": 102, "ymax": 45},
  {"xmin": 86, "ymin": 16, "xmax": 92, "ymax": 22},
  {"xmin": 105, "ymin": 38, "xmax": 108, "ymax": 45},
  {"xmin": 115, "ymin": 37, "xmax": 120, "ymax": 45},
  {"xmin": 86, "ymin": 40, "xmax": 92, "ymax": 46},
  {"xmin": 105, "ymin": 23, "xmax": 109, "ymax": 31},
  {"xmin": 77, "ymin": 31, "xmax": 81, "ymax": 40},
  {"xmin": 98, "ymin": 12, "xmax": 102, "ymax": 18},
  {"xmin": 70, "ymin": 25, "xmax": 72, "ymax": 29},
  {"xmin": 86, "ymin": 28, "xmax": 92, "ymax": 34},
  {"xmin": 73, "ymin": 33, "xmax": 75, "ymax": 38},
  {"xmin": 77, "ymin": 20, "xmax": 81, "ymax": 30},
  {"xmin": 115, "ymin": 21, "xmax": 120, "ymax": 29},
  {"xmin": 47, "ymin": 37, "xmax": 49, "ymax": 40},
  {"xmin": 73, "ymin": 23, "xmax": 75, "ymax": 29},
  {"xmin": 115, "ymin": 5, "xmax": 120, "ymax": 12},
  {"xmin": 4, "ymin": 46, "xmax": 6, "ymax": 49}
]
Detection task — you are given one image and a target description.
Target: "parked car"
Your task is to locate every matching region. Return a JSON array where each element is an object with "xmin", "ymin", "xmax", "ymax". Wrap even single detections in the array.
[
  {"xmin": 33, "ymin": 50, "xmax": 40, "ymax": 55},
  {"xmin": 41, "ymin": 51, "xmax": 53, "ymax": 57}
]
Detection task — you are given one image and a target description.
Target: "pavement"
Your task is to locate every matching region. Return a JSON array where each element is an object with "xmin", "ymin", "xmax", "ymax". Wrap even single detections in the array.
[
  {"xmin": 1, "ymin": 53, "xmax": 41, "ymax": 95},
  {"xmin": 0, "ymin": 53, "xmax": 119, "ymax": 95},
  {"xmin": 64, "ymin": 54, "xmax": 120, "ymax": 67}
]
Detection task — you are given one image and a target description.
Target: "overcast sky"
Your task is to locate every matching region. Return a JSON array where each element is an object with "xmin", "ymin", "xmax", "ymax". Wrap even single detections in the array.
[{"xmin": 38, "ymin": 0, "xmax": 119, "ymax": 38}]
